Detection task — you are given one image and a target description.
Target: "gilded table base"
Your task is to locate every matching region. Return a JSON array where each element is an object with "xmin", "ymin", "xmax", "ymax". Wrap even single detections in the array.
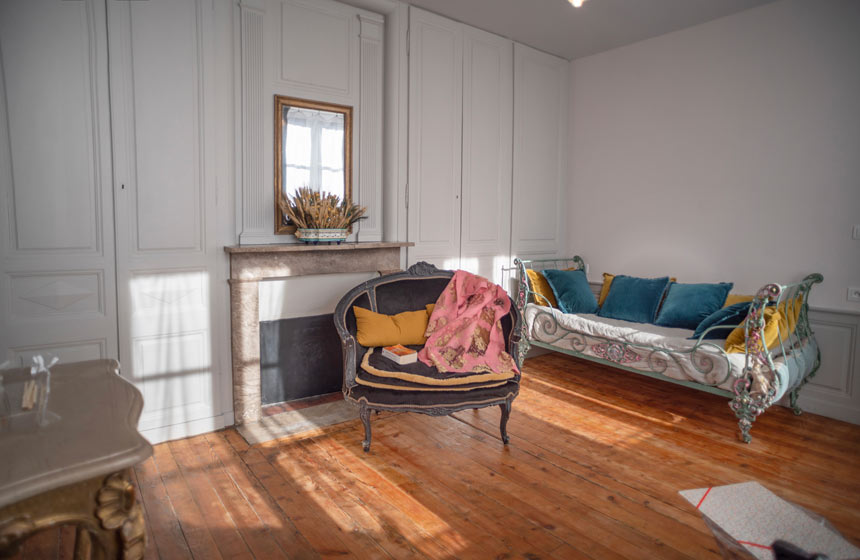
[{"xmin": 0, "ymin": 469, "xmax": 145, "ymax": 559}]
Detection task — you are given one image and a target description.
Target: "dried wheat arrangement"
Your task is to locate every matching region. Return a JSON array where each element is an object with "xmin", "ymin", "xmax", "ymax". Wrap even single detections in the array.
[{"xmin": 280, "ymin": 187, "xmax": 367, "ymax": 229}]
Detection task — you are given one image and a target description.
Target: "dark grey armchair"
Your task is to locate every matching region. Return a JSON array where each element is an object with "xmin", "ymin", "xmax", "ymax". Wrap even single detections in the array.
[{"xmin": 334, "ymin": 262, "xmax": 523, "ymax": 451}]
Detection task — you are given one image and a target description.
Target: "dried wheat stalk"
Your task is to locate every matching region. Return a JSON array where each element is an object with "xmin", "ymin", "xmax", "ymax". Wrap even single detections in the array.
[{"xmin": 280, "ymin": 187, "xmax": 367, "ymax": 229}]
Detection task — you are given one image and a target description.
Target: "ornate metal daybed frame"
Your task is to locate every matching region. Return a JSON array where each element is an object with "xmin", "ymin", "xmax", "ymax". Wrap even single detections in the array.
[{"xmin": 513, "ymin": 257, "xmax": 823, "ymax": 443}]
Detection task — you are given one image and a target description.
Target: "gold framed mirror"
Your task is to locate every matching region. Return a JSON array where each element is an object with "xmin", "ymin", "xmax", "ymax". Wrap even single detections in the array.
[{"xmin": 274, "ymin": 95, "xmax": 353, "ymax": 234}]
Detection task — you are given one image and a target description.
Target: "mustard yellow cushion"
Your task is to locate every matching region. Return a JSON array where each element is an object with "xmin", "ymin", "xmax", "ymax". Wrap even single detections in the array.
[
  {"xmin": 597, "ymin": 273, "xmax": 614, "ymax": 307},
  {"xmin": 353, "ymin": 306, "xmax": 430, "ymax": 347},
  {"xmin": 725, "ymin": 307, "xmax": 785, "ymax": 354},
  {"xmin": 779, "ymin": 297, "xmax": 803, "ymax": 334},
  {"xmin": 526, "ymin": 269, "xmax": 558, "ymax": 307},
  {"xmin": 723, "ymin": 294, "xmax": 754, "ymax": 308},
  {"xmin": 598, "ymin": 273, "xmax": 677, "ymax": 307},
  {"xmin": 426, "ymin": 303, "xmax": 435, "ymax": 315}
]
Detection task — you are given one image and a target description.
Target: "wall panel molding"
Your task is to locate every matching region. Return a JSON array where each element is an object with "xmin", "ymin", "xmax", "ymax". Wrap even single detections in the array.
[
  {"xmin": 10, "ymin": 270, "xmax": 104, "ymax": 318},
  {"xmin": 238, "ymin": 1, "xmax": 268, "ymax": 243},
  {"xmin": 511, "ymin": 43, "xmax": 568, "ymax": 259},
  {"xmin": 357, "ymin": 14, "xmax": 384, "ymax": 241},
  {"xmin": 8, "ymin": 338, "xmax": 107, "ymax": 366},
  {"xmin": 1, "ymin": 0, "xmax": 119, "ymax": 364},
  {"xmin": 129, "ymin": 0, "xmax": 206, "ymax": 255},
  {"xmin": 801, "ymin": 308, "xmax": 860, "ymax": 424},
  {"xmin": 279, "ymin": 0, "xmax": 354, "ymax": 97},
  {"xmin": 0, "ymin": 0, "xmax": 107, "ymax": 256}
]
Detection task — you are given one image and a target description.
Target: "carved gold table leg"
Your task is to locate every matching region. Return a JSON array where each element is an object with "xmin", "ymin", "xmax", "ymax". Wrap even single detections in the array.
[{"xmin": 0, "ymin": 469, "xmax": 145, "ymax": 559}]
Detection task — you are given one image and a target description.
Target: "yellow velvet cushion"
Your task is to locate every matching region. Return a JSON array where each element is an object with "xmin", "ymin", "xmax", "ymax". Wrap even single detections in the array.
[
  {"xmin": 353, "ymin": 306, "xmax": 430, "ymax": 347},
  {"xmin": 597, "ymin": 273, "xmax": 614, "ymax": 307},
  {"xmin": 779, "ymin": 297, "xmax": 803, "ymax": 334},
  {"xmin": 723, "ymin": 294, "xmax": 754, "ymax": 308},
  {"xmin": 526, "ymin": 269, "xmax": 558, "ymax": 307},
  {"xmin": 725, "ymin": 307, "xmax": 787, "ymax": 354},
  {"xmin": 598, "ymin": 273, "xmax": 677, "ymax": 307}
]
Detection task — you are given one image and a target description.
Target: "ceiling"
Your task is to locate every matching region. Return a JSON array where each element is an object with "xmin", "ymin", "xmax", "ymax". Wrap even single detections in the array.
[{"xmin": 405, "ymin": 0, "xmax": 777, "ymax": 60}]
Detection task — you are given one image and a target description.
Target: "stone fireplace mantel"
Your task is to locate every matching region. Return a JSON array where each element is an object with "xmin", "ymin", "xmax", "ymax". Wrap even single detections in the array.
[{"xmin": 225, "ymin": 242, "xmax": 411, "ymax": 425}]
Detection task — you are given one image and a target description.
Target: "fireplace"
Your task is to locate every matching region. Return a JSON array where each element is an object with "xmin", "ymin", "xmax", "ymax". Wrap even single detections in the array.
[{"xmin": 224, "ymin": 242, "xmax": 410, "ymax": 437}]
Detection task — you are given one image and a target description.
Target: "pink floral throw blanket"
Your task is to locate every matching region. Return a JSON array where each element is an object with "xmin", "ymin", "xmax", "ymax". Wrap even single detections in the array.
[{"xmin": 419, "ymin": 270, "xmax": 519, "ymax": 375}]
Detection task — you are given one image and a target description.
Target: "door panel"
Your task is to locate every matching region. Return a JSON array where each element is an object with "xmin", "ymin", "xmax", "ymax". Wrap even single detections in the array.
[
  {"xmin": 511, "ymin": 44, "xmax": 568, "ymax": 260},
  {"xmin": 407, "ymin": 8, "xmax": 462, "ymax": 270},
  {"xmin": 108, "ymin": 0, "xmax": 221, "ymax": 432},
  {"xmin": 460, "ymin": 27, "xmax": 513, "ymax": 284},
  {"xmin": 129, "ymin": 0, "xmax": 203, "ymax": 253},
  {"xmin": 0, "ymin": 0, "xmax": 118, "ymax": 365}
]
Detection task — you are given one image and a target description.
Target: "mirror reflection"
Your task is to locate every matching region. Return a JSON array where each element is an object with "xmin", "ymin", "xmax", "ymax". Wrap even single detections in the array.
[
  {"xmin": 284, "ymin": 107, "xmax": 344, "ymax": 198},
  {"xmin": 274, "ymin": 96, "xmax": 352, "ymax": 234}
]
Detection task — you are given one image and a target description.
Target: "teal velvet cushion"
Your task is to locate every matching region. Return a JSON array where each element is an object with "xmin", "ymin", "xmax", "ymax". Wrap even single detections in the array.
[
  {"xmin": 597, "ymin": 275, "xmax": 671, "ymax": 324},
  {"xmin": 543, "ymin": 269, "xmax": 599, "ymax": 314},
  {"xmin": 691, "ymin": 301, "xmax": 751, "ymax": 340},
  {"xmin": 655, "ymin": 282, "xmax": 733, "ymax": 329}
]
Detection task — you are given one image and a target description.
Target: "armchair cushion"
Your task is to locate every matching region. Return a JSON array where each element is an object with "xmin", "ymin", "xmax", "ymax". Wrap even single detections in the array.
[
  {"xmin": 353, "ymin": 306, "xmax": 431, "ymax": 347},
  {"xmin": 359, "ymin": 347, "xmax": 517, "ymax": 390}
]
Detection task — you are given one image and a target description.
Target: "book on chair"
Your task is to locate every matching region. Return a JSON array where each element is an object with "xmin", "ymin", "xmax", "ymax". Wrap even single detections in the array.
[{"xmin": 382, "ymin": 344, "xmax": 418, "ymax": 365}]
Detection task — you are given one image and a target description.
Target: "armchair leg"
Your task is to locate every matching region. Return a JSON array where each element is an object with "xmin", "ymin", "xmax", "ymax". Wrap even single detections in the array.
[
  {"xmin": 359, "ymin": 404, "xmax": 372, "ymax": 452},
  {"xmin": 499, "ymin": 398, "xmax": 512, "ymax": 444}
]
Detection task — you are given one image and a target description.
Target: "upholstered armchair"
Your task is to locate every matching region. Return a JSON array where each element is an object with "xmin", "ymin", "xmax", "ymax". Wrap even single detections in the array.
[{"xmin": 333, "ymin": 262, "xmax": 523, "ymax": 451}]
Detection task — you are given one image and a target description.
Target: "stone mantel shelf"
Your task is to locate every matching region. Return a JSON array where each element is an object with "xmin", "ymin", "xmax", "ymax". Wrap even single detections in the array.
[
  {"xmin": 226, "ymin": 240, "xmax": 410, "ymax": 428},
  {"xmin": 224, "ymin": 241, "xmax": 412, "ymax": 254}
]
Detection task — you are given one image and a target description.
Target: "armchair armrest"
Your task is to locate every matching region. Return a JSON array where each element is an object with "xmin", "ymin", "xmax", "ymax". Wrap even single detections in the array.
[{"xmin": 340, "ymin": 335, "xmax": 359, "ymax": 390}]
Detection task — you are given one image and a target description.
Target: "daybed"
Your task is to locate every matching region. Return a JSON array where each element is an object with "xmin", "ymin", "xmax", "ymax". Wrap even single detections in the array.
[
  {"xmin": 514, "ymin": 257, "xmax": 823, "ymax": 442},
  {"xmin": 334, "ymin": 262, "xmax": 523, "ymax": 451}
]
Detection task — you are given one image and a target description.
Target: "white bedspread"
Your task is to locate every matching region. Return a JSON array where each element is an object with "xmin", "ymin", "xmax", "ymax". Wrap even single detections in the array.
[{"xmin": 524, "ymin": 304, "xmax": 815, "ymax": 397}]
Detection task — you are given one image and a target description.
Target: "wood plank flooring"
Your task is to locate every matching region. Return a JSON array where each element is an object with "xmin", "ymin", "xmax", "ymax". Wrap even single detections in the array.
[{"xmin": 13, "ymin": 353, "xmax": 860, "ymax": 559}]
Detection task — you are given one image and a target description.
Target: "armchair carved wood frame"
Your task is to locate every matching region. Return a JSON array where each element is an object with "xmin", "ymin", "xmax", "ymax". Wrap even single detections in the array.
[{"xmin": 334, "ymin": 263, "xmax": 524, "ymax": 452}]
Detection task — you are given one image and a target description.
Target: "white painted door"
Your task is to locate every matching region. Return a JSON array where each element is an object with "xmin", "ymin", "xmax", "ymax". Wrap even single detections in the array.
[
  {"xmin": 0, "ymin": 0, "xmax": 118, "ymax": 365},
  {"xmin": 511, "ymin": 43, "xmax": 568, "ymax": 260},
  {"xmin": 107, "ymin": 0, "xmax": 224, "ymax": 438},
  {"xmin": 407, "ymin": 8, "xmax": 463, "ymax": 271},
  {"xmin": 459, "ymin": 27, "xmax": 513, "ymax": 285}
]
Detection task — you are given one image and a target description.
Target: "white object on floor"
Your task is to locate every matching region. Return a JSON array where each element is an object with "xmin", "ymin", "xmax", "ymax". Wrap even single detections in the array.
[{"xmin": 679, "ymin": 481, "xmax": 860, "ymax": 560}]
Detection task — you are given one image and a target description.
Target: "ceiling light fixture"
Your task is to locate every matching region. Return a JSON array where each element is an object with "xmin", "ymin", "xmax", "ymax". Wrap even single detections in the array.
[{"xmin": 568, "ymin": 0, "xmax": 588, "ymax": 7}]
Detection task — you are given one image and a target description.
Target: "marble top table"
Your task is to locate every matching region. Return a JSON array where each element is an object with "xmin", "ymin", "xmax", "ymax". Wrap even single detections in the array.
[{"xmin": 0, "ymin": 359, "xmax": 152, "ymax": 509}]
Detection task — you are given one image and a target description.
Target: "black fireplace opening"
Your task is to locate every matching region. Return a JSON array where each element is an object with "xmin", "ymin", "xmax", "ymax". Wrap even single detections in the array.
[{"xmin": 259, "ymin": 314, "xmax": 343, "ymax": 405}]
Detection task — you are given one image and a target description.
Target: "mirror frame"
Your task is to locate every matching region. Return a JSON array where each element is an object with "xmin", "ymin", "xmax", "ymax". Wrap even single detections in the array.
[{"xmin": 274, "ymin": 95, "xmax": 353, "ymax": 235}]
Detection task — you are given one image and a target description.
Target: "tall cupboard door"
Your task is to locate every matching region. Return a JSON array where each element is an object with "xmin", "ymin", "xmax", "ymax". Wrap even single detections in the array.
[
  {"xmin": 107, "ymin": 0, "xmax": 225, "ymax": 437},
  {"xmin": 511, "ymin": 44, "xmax": 568, "ymax": 260},
  {"xmin": 459, "ymin": 27, "xmax": 513, "ymax": 285},
  {"xmin": 0, "ymin": 0, "xmax": 119, "ymax": 365},
  {"xmin": 407, "ymin": 7, "xmax": 463, "ymax": 270}
]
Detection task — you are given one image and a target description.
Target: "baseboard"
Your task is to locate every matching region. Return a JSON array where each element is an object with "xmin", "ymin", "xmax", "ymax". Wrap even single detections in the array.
[
  {"xmin": 140, "ymin": 411, "xmax": 235, "ymax": 445},
  {"xmin": 791, "ymin": 394, "xmax": 860, "ymax": 425}
]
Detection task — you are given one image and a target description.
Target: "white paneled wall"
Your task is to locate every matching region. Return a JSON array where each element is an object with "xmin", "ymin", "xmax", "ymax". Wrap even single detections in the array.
[
  {"xmin": 0, "ymin": 0, "xmax": 118, "ymax": 365},
  {"xmin": 108, "ymin": 0, "xmax": 231, "ymax": 441},
  {"xmin": 238, "ymin": 0, "xmax": 384, "ymax": 244},
  {"xmin": 406, "ymin": 8, "xmax": 565, "ymax": 281},
  {"xmin": 1, "ymin": 0, "xmax": 234, "ymax": 443},
  {"xmin": 407, "ymin": 8, "xmax": 463, "ymax": 271},
  {"xmin": 801, "ymin": 310, "xmax": 860, "ymax": 424},
  {"xmin": 511, "ymin": 43, "xmax": 568, "ymax": 261},
  {"xmin": 459, "ymin": 26, "xmax": 513, "ymax": 285}
]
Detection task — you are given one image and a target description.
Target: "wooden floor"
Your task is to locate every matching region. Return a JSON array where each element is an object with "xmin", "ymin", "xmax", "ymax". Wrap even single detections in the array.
[{"xmin": 16, "ymin": 353, "xmax": 860, "ymax": 559}]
